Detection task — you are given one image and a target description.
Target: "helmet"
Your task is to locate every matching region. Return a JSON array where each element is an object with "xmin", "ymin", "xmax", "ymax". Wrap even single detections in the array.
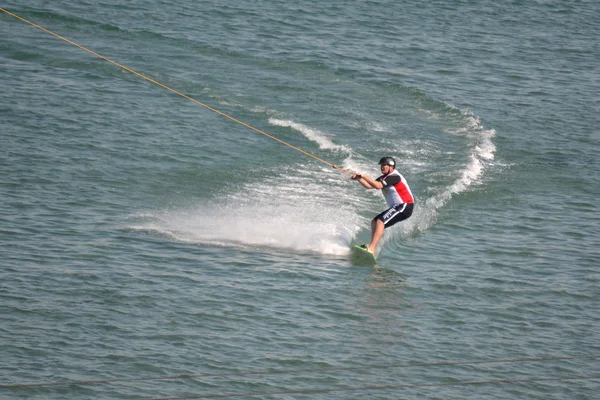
[{"xmin": 378, "ymin": 157, "xmax": 396, "ymax": 167}]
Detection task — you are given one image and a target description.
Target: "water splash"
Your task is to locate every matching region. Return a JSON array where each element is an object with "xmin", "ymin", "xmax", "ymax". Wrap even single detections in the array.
[{"xmin": 129, "ymin": 162, "xmax": 367, "ymax": 256}]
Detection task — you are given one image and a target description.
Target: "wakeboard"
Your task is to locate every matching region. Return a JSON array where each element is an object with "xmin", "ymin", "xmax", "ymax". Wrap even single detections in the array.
[{"xmin": 350, "ymin": 245, "xmax": 376, "ymax": 265}]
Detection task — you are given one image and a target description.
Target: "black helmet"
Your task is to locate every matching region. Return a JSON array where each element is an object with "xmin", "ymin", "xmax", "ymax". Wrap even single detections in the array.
[{"xmin": 378, "ymin": 157, "xmax": 396, "ymax": 167}]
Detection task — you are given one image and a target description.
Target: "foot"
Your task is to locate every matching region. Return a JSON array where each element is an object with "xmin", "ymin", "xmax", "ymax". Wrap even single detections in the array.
[{"xmin": 359, "ymin": 244, "xmax": 374, "ymax": 254}]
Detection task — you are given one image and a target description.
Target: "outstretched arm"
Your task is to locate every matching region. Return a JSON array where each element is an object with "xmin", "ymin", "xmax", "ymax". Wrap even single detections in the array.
[{"xmin": 351, "ymin": 173, "xmax": 384, "ymax": 190}]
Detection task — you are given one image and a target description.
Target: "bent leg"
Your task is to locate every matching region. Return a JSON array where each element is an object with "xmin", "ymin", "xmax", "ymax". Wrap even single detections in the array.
[{"xmin": 368, "ymin": 203, "xmax": 413, "ymax": 253}]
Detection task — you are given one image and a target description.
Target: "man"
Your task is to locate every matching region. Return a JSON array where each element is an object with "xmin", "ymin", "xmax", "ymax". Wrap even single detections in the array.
[{"xmin": 351, "ymin": 157, "xmax": 414, "ymax": 254}]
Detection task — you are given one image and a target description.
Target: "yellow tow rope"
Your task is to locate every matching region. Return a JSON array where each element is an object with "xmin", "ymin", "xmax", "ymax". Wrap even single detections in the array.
[{"xmin": 1, "ymin": 7, "xmax": 353, "ymax": 175}]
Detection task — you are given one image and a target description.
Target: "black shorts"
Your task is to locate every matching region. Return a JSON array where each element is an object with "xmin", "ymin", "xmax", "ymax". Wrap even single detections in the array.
[{"xmin": 374, "ymin": 203, "xmax": 414, "ymax": 228}]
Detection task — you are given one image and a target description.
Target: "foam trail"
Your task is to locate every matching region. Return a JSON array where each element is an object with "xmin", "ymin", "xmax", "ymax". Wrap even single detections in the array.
[
  {"xmin": 393, "ymin": 108, "xmax": 496, "ymax": 237},
  {"xmin": 440, "ymin": 110, "xmax": 495, "ymax": 196},
  {"xmin": 269, "ymin": 118, "xmax": 352, "ymax": 154}
]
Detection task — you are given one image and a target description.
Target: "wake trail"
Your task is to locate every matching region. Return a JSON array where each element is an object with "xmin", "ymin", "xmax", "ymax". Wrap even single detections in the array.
[
  {"xmin": 127, "ymin": 105, "xmax": 496, "ymax": 257},
  {"xmin": 390, "ymin": 106, "xmax": 496, "ymax": 242}
]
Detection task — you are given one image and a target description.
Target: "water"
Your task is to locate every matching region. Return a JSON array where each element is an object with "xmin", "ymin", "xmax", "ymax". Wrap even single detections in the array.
[{"xmin": 1, "ymin": 1, "xmax": 599, "ymax": 399}]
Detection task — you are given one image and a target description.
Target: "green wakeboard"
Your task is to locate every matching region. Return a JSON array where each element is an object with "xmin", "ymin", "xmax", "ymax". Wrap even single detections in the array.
[{"xmin": 350, "ymin": 245, "xmax": 376, "ymax": 265}]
